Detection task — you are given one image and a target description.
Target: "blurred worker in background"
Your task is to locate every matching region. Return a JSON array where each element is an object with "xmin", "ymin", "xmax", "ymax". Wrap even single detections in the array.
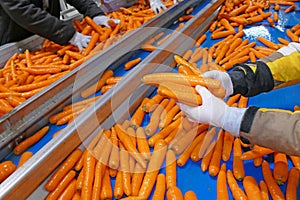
[
  {"xmin": 0, "ymin": 0, "xmax": 173, "ymax": 49},
  {"xmin": 178, "ymin": 42, "xmax": 300, "ymax": 156},
  {"xmin": 0, "ymin": 0, "xmax": 121, "ymax": 49}
]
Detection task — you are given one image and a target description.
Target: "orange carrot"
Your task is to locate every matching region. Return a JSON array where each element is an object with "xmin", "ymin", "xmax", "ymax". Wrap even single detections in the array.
[
  {"xmin": 13, "ymin": 126, "xmax": 50, "ymax": 155},
  {"xmin": 166, "ymin": 186, "xmax": 184, "ymax": 200},
  {"xmin": 201, "ymin": 145, "xmax": 215, "ymax": 172},
  {"xmin": 289, "ymin": 155, "xmax": 300, "ymax": 170},
  {"xmin": 166, "ymin": 149, "xmax": 177, "ymax": 189},
  {"xmin": 114, "ymin": 124, "xmax": 147, "ymax": 168},
  {"xmin": 257, "ymin": 36, "xmax": 280, "ymax": 50},
  {"xmin": 84, "ymin": 32, "xmax": 99, "ymax": 56},
  {"xmin": 17, "ymin": 151, "xmax": 33, "ymax": 168},
  {"xmin": 46, "ymin": 170, "xmax": 76, "ymax": 200},
  {"xmin": 57, "ymin": 179, "xmax": 76, "ymax": 200},
  {"xmin": 80, "ymin": 70, "xmax": 114, "ymax": 98},
  {"xmin": 238, "ymin": 96, "xmax": 248, "ymax": 108},
  {"xmin": 243, "ymin": 176, "xmax": 262, "ymax": 200},
  {"xmin": 108, "ymin": 127, "xmax": 119, "ymax": 170},
  {"xmin": 124, "ymin": 57, "xmax": 142, "ymax": 70},
  {"xmin": 259, "ymin": 180, "xmax": 269, "ymax": 200},
  {"xmin": 145, "ymin": 99, "xmax": 169, "ymax": 136},
  {"xmin": 0, "ymin": 99, "xmax": 14, "ymax": 114},
  {"xmin": 177, "ymin": 133, "xmax": 205, "ymax": 167},
  {"xmin": 131, "ymin": 163, "xmax": 146, "ymax": 196},
  {"xmin": 136, "ymin": 127, "xmax": 151, "ymax": 161},
  {"xmin": 241, "ymin": 145, "xmax": 274, "ymax": 160},
  {"xmin": 0, "ymin": 161, "xmax": 16, "ymax": 183},
  {"xmin": 208, "ymin": 129, "xmax": 224, "ymax": 176},
  {"xmin": 217, "ymin": 163, "xmax": 229, "ymax": 200},
  {"xmin": 286, "ymin": 29, "xmax": 298, "ymax": 42},
  {"xmin": 130, "ymin": 98, "xmax": 149, "ymax": 128},
  {"xmin": 114, "ymin": 170, "xmax": 124, "ymax": 199},
  {"xmin": 286, "ymin": 167, "xmax": 300, "ymax": 200},
  {"xmin": 85, "ymin": 16, "xmax": 103, "ymax": 35},
  {"xmin": 120, "ymin": 145, "xmax": 132, "ymax": 196},
  {"xmin": 152, "ymin": 173, "xmax": 166, "ymax": 200},
  {"xmin": 195, "ymin": 34, "xmax": 207, "ymax": 47},
  {"xmin": 45, "ymin": 149, "xmax": 82, "ymax": 192},
  {"xmin": 183, "ymin": 190, "xmax": 197, "ymax": 200},
  {"xmin": 100, "ymin": 167, "xmax": 113, "ymax": 200},
  {"xmin": 261, "ymin": 160, "xmax": 285, "ymax": 200},
  {"xmin": 227, "ymin": 169, "xmax": 247, "ymax": 200},
  {"xmin": 273, "ymin": 152, "xmax": 288, "ymax": 185},
  {"xmin": 233, "ymin": 138, "xmax": 245, "ymax": 181},
  {"xmin": 92, "ymin": 161, "xmax": 105, "ymax": 200},
  {"xmin": 138, "ymin": 140, "xmax": 167, "ymax": 199},
  {"xmin": 142, "ymin": 93, "xmax": 164, "ymax": 112}
]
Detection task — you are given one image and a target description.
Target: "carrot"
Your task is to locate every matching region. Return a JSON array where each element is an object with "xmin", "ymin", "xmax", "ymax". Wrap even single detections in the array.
[
  {"xmin": 10, "ymin": 78, "xmax": 57, "ymax": 92},
  {"xmin": 217, "ymin": 163, "xmax": 229, "ymax": 200},
  {"xmin": 120, "ymin": 145, "xmax": 132, "ymax": 196},
  {"xmin": 253, "ymin": 156, "xmax": 263, "ymax": 167},
  {"xmin": 76, "ymin": 168, "xmax": 84, "ymax": 191},
  {"xmin": 108, "ymin": 127, "xmax": 119, "ymax": 170},
  {"xmin": 92, "ymin": 162, "xmax": 105, "ymax": 200},
  {"xmin": 115, "ymin": 124, "xmax": 147, "ymax": 169},
  {"xmin": 0, "ymin": 160, "xmax": 16, "ymax": 183},
  {"xmin": 208, "ymin": 129, "xmax": 224, "ymax": 176},
  {"xmin": 138, "ymin": 140, "xmax": 167, "ymax": 199},
  {"xmin": 222, "ymin": 131, "xmax": 234, "ymax": 162},
  {"xmin": 84, "ymin": 32, "xmax": 99, "ymax": 56},
  {"xmin": 159, "ymin": 104, "xmax": 180, "ymax": 129},
  {"xmin": 285, "ymin": 4, "xmax": 296, "ymax": 13},
  {"xmin": 241, "ymin": 145, "xmax": 274, "ymax": 160},
  {"xmin": 223, "ymin": 55, "xmax": 250, "ymax": 70},
  {"xmin": 227, "ymin": 169, "xmax": 247, "ymax": 200},
  {"xmin": 166, "ymin": 149, "xmax": 177, "ymax": 189},
  {"xmin": 211, "ymin": 30, "xmax": 236, "ymax": 40},
  {"xmin": 142, "ymin": 93, "xmax": 164, "ymax": 112},
  {"xmin": 273, "ymin": 152, "xmax": 288, "ymax": 185},
  {"xmin": 261, "ymin": 160, "xmax": 285, "ymax": 200},
  {"xmin": 257, "ymin": 36, "xmax": 280, "ymax": 50},
  {"xmin": 114, "ymin": 170, "xmax": 124, "ymax": 199},
  {"xmin": 201, "ymin": 145, "xmax": 215, "ymax": 172},
  {"xmin": 25, "ymin": 49, "xmax": 33, "ymax": 68},
  {"xmin": 136, "ymin": 127, "xmax": 151, "ymax": 161},
  {"xmin": 131, "ymin": 163, "xmax": 146, "ymax": 196},
  {"xmin": 49, "ymin": 105, "xmax": 87, "ymax": 124},
  {"xmin": 189, "ymin": 48, "xmax": 204, "ymax": 64},
  {"xmin": 179, "ymin": 15, "xmax": 193, "ymax": 22},
  {"xmin": 46, "ymin": 170, "xmax": 76, "ymax": 200},
  {"xmin": 174, "ymin": 55, "xmax": 202, "ymax": 75},
  {"xmin": 238, "ymin": 96, "xmax": 248, "ymax": 108},
  {"xmin": 145, "ymin": 99, "xmax": 169, "ymax": 136},
  {"xmin": 45, "ymin": 149, "xmax": 82, "ymax": 192},
  {"xmin": 57, "ymin": 179, "xmax": 76, "ymax": 200},
  {"xmin": 286, "ymin": 29, "xmax": 298, "ymax": 42},
  {"xmin": 242, "ymin": 176, "xmax": 262, "ymax": 200},
  {"xmin": 17, "ymin": 151, "xmax": 33, "ymax": 168},
  {"xmin": 124, "ymin": 57, "xmax": 142, "ymax": 70},
  {"xmin": 159, "ymin": 98, "xmax": 177, "ymax": 128},
  {"xmin": 233, "ymin": 138, "xmax": 245, "ymax": 181},
  {"xmin": 141, "ymin": 44, "xmax": 156, "ymax": 52},
  {"xmin": 101, "ymin": 84, "xmax": 114, "ymax": 94},
  {"xmin": 80, "ymin": 69, "xmax": 114, "ymax": 98},
  {"xmin": 209, "ymin": 20, "xmax": 218, "ymax": 32},
  {"xmin": 157, "ymin": 85, "xmax": 202, "ymax": 106},
  {"xmin": 289, "ymin": 155, "xmax": 300, "ymax": 170},
  {"xmin": 259, "ymin": 180, "xmax": 269, "ymax": 200},
  {"xmin": 85, "ymin": 16, "xmax": 103, "ymax": 35},
  {"xmin": 215, "ymin": 42, "xmax": 230, "ymax": 64},
  {"xmin": 0, "ymin": 99, "xmax": 14, "ymax": 113},
  {"xmin": 13, "ymin": 126, "xmax": 49, "ymax": 155},
  {"xmin": 166, "ymin": 186, "xmax": 184, "ymax": 200},
  {"xmin": 195, "ymin": 34, "xmax": 207, "ymax": 47},
  {"xmin": 177, "ymin": 133, "xmax": 205, "ymax": 167},
  {"xmin": 105, "ymin": 76, "xmax": 122, "ymax": 85},
  {"xmin": 100, "ymin": 167, "xmax": 113, "ymax": 200},
  {"xmin": 183, "ymin": 191, "xmax": 197, "ymax": 200},
  {"xmin": 152, "ymin": 173, "xmax": 166, "ymax": 200},
  {"xmin": 286, "ymin": 167, "xmax": 300, "ymax": 200}
]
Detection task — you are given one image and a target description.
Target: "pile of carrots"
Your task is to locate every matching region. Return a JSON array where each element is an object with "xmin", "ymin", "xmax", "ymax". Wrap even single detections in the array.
[{"xmin": 0, "ymin": 1, "xmax": 164, "ymax": 118}]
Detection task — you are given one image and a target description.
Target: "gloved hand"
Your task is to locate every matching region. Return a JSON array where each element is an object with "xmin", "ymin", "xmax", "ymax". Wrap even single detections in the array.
[
  {"xmin": 69, "ymin": 32, "xmax": 91, "ymax": 51},
  {"xmin": 202, "ymin": 70, "xmax": 234, "ymax": 98},
  {"xmin": 150, "ymin": 0, "xmax": 167, "ymax": 14},
  {"xmin": 93, "ymin": 16, "xmax": 120, "ymax": 28},
  {"xmin": 177, "ymin": 85, "xmax": 247, "ymax": 137}
]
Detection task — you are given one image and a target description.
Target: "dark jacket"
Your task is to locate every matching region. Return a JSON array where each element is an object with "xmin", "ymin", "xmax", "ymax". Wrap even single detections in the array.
[{"xmin": 0, "ymin": 0, "xmax": 104, "ymax": 46}]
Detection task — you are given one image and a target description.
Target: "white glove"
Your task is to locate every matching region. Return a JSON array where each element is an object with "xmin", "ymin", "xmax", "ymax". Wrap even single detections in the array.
[
  {"xmin": 93, "ymin": 16, "xmax": 120, "ymax": 28},
  {"xmin": 69, "ymin": 32, "xmax": 91, "ymax": 51},
  {"xmin": 150, "ymin": 0, "xmax": 167, "ymax": 14},
  {"xmin": 202, "ymin": 70, "xmax": 234, "ymax": 98},
  {"xmin": 177, "ymin": 85, "xmax": 246, "ymax": 137}
]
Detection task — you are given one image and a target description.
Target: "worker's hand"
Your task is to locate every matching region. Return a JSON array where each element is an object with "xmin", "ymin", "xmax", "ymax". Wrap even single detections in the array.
[
  {"xmin": 177, "ymin": 85, "xmax": 246, "ymax": 136},
  {"xmin": 150, "ymin": 0, "xmax": 167, "ymax": 14},
  {"xmin": 202, "ymin": 70, "xmax": 233, "ymax": 98},
  {"xmin": 69, "ymin": 32, "xmax": 91, "ymax": 51},
  {"xmin": 93, "ymin": 16, "xmax": 120, "ymax": 28}
]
